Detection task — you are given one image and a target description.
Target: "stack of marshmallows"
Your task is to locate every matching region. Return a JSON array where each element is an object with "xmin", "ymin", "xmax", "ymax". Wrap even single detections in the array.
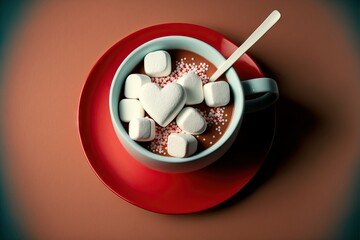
[{"xmin": 119, "ymin": 50, "xmax": 230, "ymax": 158}]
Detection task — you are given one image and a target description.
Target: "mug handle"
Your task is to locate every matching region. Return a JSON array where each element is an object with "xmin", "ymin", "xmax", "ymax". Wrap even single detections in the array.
[{"xmin": 241, "ymin": 77, "xmax": 279, "ymax": 113}]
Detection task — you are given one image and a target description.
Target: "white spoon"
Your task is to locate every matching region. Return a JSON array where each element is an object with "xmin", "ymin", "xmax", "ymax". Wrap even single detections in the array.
[{"xmin": 209, "ymin": 10, "xmax": 281, "ymax": 82}]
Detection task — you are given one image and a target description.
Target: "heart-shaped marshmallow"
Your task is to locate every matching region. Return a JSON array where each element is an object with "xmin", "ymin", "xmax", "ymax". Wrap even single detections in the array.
[{"xmin": 139, "ymin": 82, "xmax": 186, "ymax": 127}]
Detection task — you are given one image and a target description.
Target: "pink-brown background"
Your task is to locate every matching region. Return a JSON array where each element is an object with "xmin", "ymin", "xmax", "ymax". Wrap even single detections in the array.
[{"xmin": 1, "ymin": 0, "xmax": 359, "ymax": 239}]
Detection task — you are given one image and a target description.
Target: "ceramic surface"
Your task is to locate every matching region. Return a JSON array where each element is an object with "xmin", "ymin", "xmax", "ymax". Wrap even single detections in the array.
[{"xmin": 78, "ymin": 23, "xmax": 276, "ymax": 213}]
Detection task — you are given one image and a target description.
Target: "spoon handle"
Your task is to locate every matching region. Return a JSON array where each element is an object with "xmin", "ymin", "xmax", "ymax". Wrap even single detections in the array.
[{"xmin": 209, "ymin": 10, "xmax": 281, "ymax": 82}]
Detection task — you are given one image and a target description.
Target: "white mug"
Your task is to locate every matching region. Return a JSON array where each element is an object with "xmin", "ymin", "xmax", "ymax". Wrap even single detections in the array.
[{"xmin": 109, "ymin": 36, "xmax": 278, "ymax": 173}]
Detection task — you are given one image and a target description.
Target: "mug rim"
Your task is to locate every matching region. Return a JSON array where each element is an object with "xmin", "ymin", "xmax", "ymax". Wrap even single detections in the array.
[{"xmin": 109, "ymin": 36, "xmax": 244, "ymax": 164}]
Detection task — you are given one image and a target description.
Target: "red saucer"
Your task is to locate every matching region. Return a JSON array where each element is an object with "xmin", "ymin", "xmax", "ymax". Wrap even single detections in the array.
[{"xmin": 78, "ymin": 23, "xmax": 276, "ymax": 214}]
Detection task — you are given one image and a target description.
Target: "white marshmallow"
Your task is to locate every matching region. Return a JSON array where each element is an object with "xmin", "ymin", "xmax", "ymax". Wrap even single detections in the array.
[
  {"xmin": 144, "ymin": 50, "xmax": 172, "ymax": 77},
  {"xmin": 177, "ymin": 72, "xmax": 204, "ymax": 105},
  {"xmin": 176, "ymin": 107, "xmax": 206, "ymax": 134},
  {"xmin": 167, "ymin": 133, "xmax": 198, "ymax": 158},
  {"xmin": 129, "ymin": 117, "xmax": 155, "ymax": 141},
  {"xmin": 203, "ymin": 81, "xmax": 230, "ymax": 107},
  {"xmin": 139, "ymin": 82, "xmax": 186, "ymax": 127},
  {"xmin": 119, "ymin": 99, "xmax": 145, "ymax": 122},
  {"xmin": 124, "ymin": 74, "xmax": 151, "ymax": 99}
]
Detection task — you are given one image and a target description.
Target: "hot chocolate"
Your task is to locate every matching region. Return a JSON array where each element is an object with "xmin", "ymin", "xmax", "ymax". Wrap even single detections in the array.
[{"xmin": 121, "ymin": 49, "xmax": 234, "ymax": 156}]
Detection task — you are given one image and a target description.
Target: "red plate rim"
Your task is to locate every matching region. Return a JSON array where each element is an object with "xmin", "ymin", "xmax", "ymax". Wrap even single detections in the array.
[{"xmin": 77, "ymin": 23, "xmax": 275, "ymax": 214}]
